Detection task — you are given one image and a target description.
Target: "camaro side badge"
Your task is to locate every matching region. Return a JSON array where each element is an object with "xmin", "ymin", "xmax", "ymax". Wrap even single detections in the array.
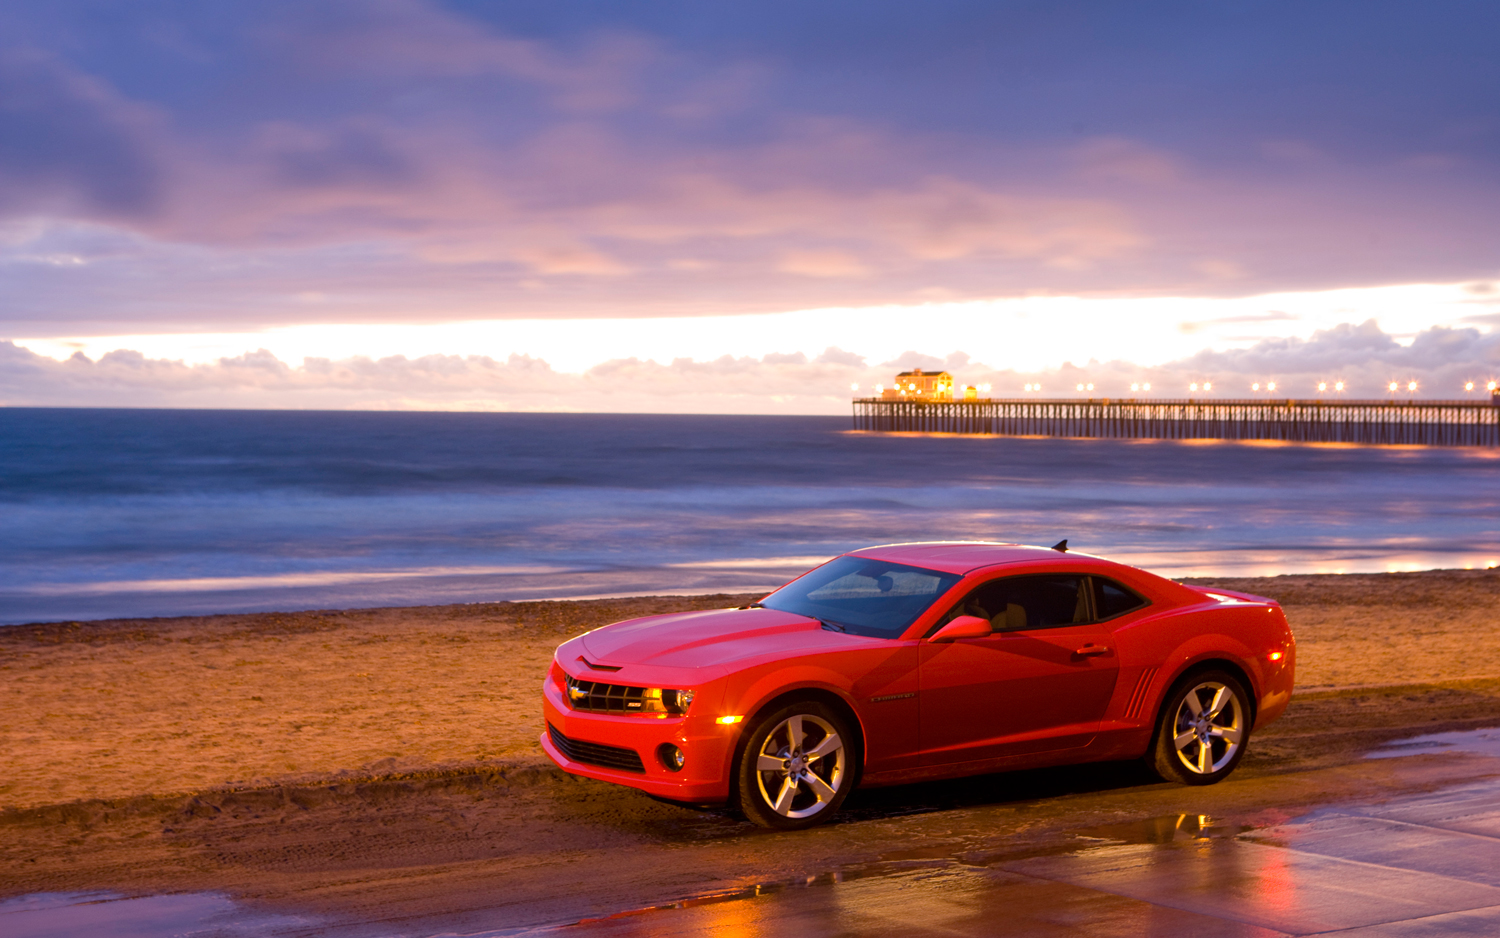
[{"xmin": 871, "ymin": 692, "xmax": 916, "ymax": 702}]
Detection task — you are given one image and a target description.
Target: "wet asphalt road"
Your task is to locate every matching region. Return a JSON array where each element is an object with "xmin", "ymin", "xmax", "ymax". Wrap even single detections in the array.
[
  {"xmin": 11, "ymin": 731, "xmax": 1500, "ymax": 938},
  {"xmin": 502, "ymin": 734, "xmax": 1500, "ymax": 937}
]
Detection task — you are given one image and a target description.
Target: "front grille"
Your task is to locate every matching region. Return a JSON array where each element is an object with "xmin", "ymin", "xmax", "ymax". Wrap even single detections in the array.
[
  {"xmin": 548, "ymin": 723, "xmax": 646, "ymax": 773},
  {"xmin": 566, "ymin": 676, "xmax": 650, "ymax": 712},
  {"xmin": 565, "ymin": 675, "xmax": 691, "ymax": 715}
]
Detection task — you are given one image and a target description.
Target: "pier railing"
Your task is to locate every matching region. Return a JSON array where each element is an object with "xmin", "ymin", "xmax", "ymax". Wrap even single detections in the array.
[{"xmin": 851, "ymin": 398, "xmax": 1500, "ymax": 446}]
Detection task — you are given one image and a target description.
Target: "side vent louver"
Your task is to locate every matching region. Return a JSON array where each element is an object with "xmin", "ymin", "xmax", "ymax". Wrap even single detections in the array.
[{"xmin": 1124, "ymin": 667, "xmax": 1159, "ymax": 722}]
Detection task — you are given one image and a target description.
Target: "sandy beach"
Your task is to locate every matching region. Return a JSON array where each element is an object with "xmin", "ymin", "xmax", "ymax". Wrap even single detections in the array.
[
  {"xmin": 5, "ymin": 570, "xmax": 1498, "ymax": 811},
  {"xmin": 3, "ymin": 569, "xmax": 1499, "ymax": 928}
]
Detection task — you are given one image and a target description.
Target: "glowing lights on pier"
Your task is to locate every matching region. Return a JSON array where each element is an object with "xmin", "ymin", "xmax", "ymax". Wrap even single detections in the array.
[{"xmin": 861, "ymin": 372, "xmax": 1496, "ymax": 400}]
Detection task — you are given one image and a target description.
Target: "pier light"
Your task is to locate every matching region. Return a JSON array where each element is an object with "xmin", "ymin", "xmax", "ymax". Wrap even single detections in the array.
[
  {"xmin": 1076, "ymin": 383, "xmax": 1084, "ymax": 391},
  {"xmin": 1024, "ymin": 383, "xmax": 1033, "ymax": 391},
  {"xmin": 1490, "ymin": 381, "xmax": 1498, "ymax": 392},
  {"xmin": 1130, "ymin": 382, "xmax": 1140, "ymax": 392},
  {"xmin": 1335, "ymin": 381, "xmax": 1344, "ymax": 392},
  {"xmin": 1466, "ymin": 381, "xmax": 1475, "ymax": 392},
  {"xmin": 1086, "ymin": 383, "xmax": 1094, "ymax": 391},
  {"xmin": 981, "ymin": 383, "xmax": 992, "ymax": 392},
  {"xmin": 1142, "ymin": 382, "xmax": 1150, "ymax": 391},
  {"xmin": 1388, "ymin": 381, "xmax": 1399, "ymax": 392},
  {"xmin": 1252, "ymin": 382, "xmax": 1260, "ymax": 391},
  {"xmin": 1317, "ymin": 382, "xmax": 1327, "ymax": 392},
  {"xmin": 875, "ymin": 384, "xmax": 883, "ymax": 394},
  {"xmin": 1189, "ymin": 382, "xmax": 1198, "ymax": 392},
  {"xmin": 1407, "ymin": 381, "xmax": 1418, "ymax": 392},
  {"xmin": 851, "ymin": 383, "xmax": 860, "ymax": 392},
  {"xmin": 1267, "ymin": 381, "xmax": 1276, "ymax": 392},
  {"xmin": 1203, "ymin": 382, "xmax": 1211, "ymax": 391}
]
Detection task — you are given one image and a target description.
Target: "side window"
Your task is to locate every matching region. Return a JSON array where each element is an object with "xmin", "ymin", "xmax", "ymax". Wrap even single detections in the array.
[
  {"xmin": 939, "ymin": 575, "xmax": 1089, "ymax": 632},
  {"xmin": 1093, "ymin": 578, "xmax": 1148, "ymax": 620}
]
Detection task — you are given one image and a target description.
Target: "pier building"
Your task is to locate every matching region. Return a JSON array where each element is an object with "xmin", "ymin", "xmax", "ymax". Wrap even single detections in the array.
[{"xmin": 878, "ymin": 369, "xmax": 955, "ymax": 402}]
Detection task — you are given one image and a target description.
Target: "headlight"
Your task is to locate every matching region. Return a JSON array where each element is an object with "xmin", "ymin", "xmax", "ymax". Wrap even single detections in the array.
[
  {"xmin": 639, "ymin": 687, "xmax": 694, "ymax": 714},
  {"xmin": 664, "ymin": 688, "xmax": 695, "ymax": 715}
]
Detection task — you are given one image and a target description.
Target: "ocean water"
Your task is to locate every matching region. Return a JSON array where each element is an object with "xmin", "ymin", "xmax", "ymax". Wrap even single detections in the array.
[{"xmin": 1, "ymin": 408, "xmax": 1496, "ymax": 626}]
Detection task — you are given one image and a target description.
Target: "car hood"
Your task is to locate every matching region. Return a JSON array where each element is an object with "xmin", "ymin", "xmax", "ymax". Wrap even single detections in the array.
[{"xmin": 579, "ymin": 606, "xmax": 869, "ymax": 670}]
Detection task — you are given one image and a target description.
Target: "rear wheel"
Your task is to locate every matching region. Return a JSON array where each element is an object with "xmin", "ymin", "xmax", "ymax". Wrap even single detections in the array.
[
  {"xmin": 735, "ymin": 702, "xmax": 854, "ymax": 830},
  {"xmin": 1148, "ymin": 670, "xmax": 1250, "ymax": 785}
]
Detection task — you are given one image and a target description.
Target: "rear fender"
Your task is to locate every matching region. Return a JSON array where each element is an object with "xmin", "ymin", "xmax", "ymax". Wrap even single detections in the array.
[{"xmin": 1150, "ymin": 635, "xmax": 1272, "ymax": 731}]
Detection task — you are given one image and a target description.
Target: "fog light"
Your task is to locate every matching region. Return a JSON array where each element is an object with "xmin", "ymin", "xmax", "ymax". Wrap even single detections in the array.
[{"xmin": 658, "ymin": 744, "xmax": 686, "ymax": 772}]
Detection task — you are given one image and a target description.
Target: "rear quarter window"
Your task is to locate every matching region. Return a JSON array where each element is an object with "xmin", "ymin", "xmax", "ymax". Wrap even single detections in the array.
[{"xmin": 1093, "ymin": 577, "xmax": 1149, "ymax": 620}]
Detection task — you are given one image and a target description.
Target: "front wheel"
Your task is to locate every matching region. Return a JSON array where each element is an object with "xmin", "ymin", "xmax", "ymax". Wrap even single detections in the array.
[
  {"xmin": 735, "ymin": 702, "xmax": 854, "ymax": 830},
  {"xmin": 1148, "ymin": 670, "xmax": 1251, "ymax": 785}
]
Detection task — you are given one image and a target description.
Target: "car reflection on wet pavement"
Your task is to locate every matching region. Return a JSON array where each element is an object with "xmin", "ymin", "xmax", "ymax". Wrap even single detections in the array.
[{"xmin": 10, "ymin": 730, "xmax": 1500, "ymax": 938}]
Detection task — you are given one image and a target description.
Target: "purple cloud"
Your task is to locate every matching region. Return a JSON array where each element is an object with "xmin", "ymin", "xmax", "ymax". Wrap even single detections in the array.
[{"xmin": 1, "ymin": 2, "xmax": 1498, "ymax": 334}]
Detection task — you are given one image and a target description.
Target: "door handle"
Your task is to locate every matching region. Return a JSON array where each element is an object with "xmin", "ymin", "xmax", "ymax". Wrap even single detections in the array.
[{"xmin": 1074, "ymin": 643, "xmax": 1111, "ymax": 657}]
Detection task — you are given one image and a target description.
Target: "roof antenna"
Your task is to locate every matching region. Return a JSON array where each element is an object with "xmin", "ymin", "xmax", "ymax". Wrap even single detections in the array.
[{"xmin": 1051, "ymin": 539, "xmax": 1068, "ymax": 552}]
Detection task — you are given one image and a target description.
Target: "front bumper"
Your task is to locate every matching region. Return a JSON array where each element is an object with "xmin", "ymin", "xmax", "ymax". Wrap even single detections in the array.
[{"xmin": 540, "ymin": 675, "xmax": 737, "ymax": 803}]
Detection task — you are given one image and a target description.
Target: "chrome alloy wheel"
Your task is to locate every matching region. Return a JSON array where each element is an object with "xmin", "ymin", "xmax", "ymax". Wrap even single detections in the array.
[
  {"xmin": 1171, "ymin": 680, "xmax": 1245, "ymax": 775},
  {"xmin": 753, "ymin": 713, "xmax": 846, "ymax": 819}
]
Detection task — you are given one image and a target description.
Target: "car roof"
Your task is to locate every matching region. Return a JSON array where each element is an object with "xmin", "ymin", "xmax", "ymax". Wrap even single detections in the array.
[{"xmin": 847, "ymin": 541, "xmax": 1081, "ymax": 574}]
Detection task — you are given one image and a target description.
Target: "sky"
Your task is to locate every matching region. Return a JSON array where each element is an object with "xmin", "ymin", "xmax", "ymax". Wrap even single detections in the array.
[{"xmin": 2, "ymin": 0, "xmax": 1498, "ymax": 412}]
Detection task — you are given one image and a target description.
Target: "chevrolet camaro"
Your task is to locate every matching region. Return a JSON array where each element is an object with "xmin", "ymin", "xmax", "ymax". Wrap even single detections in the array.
[{"xmin": 540, "ymin": 542, "xmax": 1295, "ymax": 829}]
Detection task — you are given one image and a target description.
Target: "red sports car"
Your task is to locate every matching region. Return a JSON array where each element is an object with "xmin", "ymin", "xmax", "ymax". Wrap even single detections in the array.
[{"xmin": 540, "ymin": 542, "xmax": 1295, "ymax": 829}]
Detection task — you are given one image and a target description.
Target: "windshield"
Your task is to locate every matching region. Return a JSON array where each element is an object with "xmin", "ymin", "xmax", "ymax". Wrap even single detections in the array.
[{"xmin": 761, "ymin": 556, "xmax": 963, "ymax": 638}]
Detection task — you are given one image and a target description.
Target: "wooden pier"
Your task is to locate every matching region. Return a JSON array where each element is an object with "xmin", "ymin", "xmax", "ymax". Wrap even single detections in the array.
[{"xmin": 852, "ymin": 397, "xmax": 1500, "ymax": 446}]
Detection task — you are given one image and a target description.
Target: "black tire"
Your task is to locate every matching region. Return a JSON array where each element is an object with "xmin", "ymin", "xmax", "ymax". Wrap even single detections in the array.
[
  {"xmin": 1148, "ymin": 669, "xmax": 1251, "ymax": 785},
  {"xmin": 734, "ymin": 701, "xmax": 855, "ymax": 830}
]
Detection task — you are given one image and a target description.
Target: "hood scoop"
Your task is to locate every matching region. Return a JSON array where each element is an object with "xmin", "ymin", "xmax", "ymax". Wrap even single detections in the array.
[{"xmin": 578, "ymin": 656, "xmax": 622, "ymax": 672}]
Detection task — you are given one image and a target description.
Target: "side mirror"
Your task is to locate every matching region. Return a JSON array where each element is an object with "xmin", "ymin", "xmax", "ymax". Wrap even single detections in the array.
[{"xmin": 929, "ymin": 615, "xmax": 993, "ymax": 643}]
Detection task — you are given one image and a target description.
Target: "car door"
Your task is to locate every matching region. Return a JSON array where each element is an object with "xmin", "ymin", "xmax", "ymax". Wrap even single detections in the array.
[{"xmin": 918, "ymin": 573, "xmax": 1120, "ymax": 766}]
